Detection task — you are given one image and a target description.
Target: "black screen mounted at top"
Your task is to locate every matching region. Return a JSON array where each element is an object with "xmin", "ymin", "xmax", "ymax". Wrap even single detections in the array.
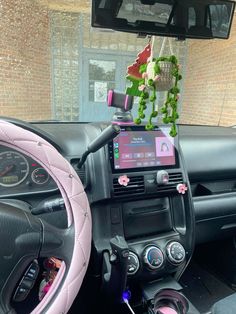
[
  {"xmin": 92, "ymin": 0, "xmax": 235, "ymax": 40},
  {"xmin": 108, "ymin": 125, "xmax": 179, "ymax": 173}
]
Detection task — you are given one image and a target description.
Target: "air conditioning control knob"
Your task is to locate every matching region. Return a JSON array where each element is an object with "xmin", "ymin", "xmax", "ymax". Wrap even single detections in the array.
[
  {"xmin": 166, "ymin": 242, "xmax": 186, "ymax": 264},
  {"xmin": 127, "ymin": 252, "xmax": 140, "ymax": 275},
  {"xmin": 143, "ymin": 246, "xmax": 164, "ymax": 270}
]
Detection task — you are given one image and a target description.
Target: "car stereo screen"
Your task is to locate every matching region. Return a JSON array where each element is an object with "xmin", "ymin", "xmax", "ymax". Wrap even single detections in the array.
[{"xmin": 112, "ymin": 129, "xmax": 176, "ymax": 170}]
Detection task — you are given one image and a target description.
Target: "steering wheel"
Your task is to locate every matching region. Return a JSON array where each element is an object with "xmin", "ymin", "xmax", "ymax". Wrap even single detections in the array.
[{"xmin": 0, "ymin": 120, "xmax": 92, "ymax": 313}]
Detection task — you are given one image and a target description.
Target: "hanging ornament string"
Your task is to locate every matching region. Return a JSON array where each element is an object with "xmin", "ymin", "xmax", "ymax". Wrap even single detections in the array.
[
  {"xmin": 146, "ymin": 36, "xmax": 158, "ymax": 130},
  {"xmin": 150, "ymin": 35, "xmax": 155, "ymax": 61},
  {"xmin": 126, "ymin": 36, "xmax": 182, "ymax": 137}
]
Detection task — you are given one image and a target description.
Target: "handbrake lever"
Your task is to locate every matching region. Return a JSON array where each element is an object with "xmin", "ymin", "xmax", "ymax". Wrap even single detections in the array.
[{"xmin": 102, "ymin": 235, "xmax": 129, "ymax": 303}]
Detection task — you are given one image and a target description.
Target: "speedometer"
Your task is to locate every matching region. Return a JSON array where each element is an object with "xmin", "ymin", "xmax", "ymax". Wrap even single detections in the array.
[{"xmin": 0, "ymin": 151, "xmax": 29, "ymax": 187}]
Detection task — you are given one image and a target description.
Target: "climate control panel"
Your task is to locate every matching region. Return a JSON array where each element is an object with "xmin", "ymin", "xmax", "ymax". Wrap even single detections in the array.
[
  {"xmin": 126, "ymin": 242, "xmax": 186, "ymax": 276},
  {"xmin": 143, "ymin": 246, "xmax": 164, "ymax": 270},
  {"xmin": 127, "ymin": 252, "xmax": 140, "ymax": 275},
  {"xmin": 166, "ymin": 242, "xmax": 186, "ymax": 264}
]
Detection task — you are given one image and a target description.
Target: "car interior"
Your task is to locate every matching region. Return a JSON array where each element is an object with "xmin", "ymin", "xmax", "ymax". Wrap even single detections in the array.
[{"xmin": 1, "ymin": 0, "xmax": 236, "ymax": 314}]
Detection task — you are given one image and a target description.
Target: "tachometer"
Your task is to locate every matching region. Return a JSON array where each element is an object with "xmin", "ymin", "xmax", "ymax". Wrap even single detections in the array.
[{"xmin": 0, "ymin": 151, "xmax": 29, "ymax": 187}]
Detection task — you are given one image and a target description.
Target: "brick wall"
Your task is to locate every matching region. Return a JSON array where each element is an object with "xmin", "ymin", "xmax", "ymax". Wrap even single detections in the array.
[
  {"xmin": 181, "ymin": 13, "xmax": 236, "ymax": 126},
  {"xmin": 0, "ymin": 0, "xmax": 52, "ymax": 121}
]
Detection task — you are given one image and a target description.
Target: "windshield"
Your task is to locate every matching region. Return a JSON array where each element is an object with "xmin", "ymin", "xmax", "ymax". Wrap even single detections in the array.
[{"xmin": 0, "ymin": 0, "xmax": 235, "ymax": 127}]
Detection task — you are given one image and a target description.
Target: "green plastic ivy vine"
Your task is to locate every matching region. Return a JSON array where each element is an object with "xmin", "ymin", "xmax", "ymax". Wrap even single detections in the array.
[{"xmin": 127, "ymin": 55, "xmax": 182, "ymax": 137}]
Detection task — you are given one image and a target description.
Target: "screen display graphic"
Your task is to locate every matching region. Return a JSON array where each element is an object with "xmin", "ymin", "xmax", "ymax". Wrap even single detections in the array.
[{"xmin": 112, "ymin": 128, "xmax": 176, "ymax": 170}]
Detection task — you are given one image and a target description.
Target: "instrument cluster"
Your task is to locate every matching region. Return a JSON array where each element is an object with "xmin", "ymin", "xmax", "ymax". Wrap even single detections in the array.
[{"xmin": 0, "ymin": 147, "xmax": 57, "ymax": 197}]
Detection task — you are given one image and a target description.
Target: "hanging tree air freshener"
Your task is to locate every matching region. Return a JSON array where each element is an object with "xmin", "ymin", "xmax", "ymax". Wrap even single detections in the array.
[{"xmin": 126, "ymin": 37, "xmax": 182, "ymax": 137}]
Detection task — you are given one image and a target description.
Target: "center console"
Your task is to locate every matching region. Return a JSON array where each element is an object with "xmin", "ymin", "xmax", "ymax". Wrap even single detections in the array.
[{"xmin": 90, "ymin": 124, "xmax": 195, "ymax": 312}]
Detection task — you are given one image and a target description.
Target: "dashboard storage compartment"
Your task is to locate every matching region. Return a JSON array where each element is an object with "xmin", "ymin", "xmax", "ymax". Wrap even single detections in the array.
[{"xmin": 123, "ymin": 198, "xmax": 172, "ymax": 239}]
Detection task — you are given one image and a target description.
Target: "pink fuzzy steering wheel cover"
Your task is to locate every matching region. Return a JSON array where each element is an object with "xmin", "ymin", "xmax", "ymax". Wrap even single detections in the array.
[{"xmin": 0, "ymin": 120, "xmax": 92, "ymax": 314}]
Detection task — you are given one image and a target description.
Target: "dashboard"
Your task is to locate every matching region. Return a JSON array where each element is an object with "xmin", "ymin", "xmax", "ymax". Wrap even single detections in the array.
[
  {"xmin": 2, "ymin": 121, "xmax": 236, "ymax": 292},
  {"xmin": 7, "ymin": 122, "xmax": 193, "ymax": 286}
]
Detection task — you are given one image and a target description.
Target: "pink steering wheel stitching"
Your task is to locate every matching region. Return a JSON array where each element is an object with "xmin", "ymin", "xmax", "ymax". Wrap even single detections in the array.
[{"xmin": 0, "ymin": 120, "xmax": 92, "ymax": 314}]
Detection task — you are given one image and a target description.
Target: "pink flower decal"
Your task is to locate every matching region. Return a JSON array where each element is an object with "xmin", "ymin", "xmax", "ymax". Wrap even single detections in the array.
[
  {"xmin": 154, "ymin": 75, "xmax": 161, "ymax": 82},
  {"xmin": 142, "ymin": 72, "xmax": 148, "ymax": 79},
  {"xmin": 118, "ymin": 175, "xmax": 130, "ymax": 187},
  {"xmin": 177, "ymin": 183, "xmax": 188, "ymax": 194},
  {"xmin": 138, "ymin": 84, "xmax": 146, "ymax": 91}
]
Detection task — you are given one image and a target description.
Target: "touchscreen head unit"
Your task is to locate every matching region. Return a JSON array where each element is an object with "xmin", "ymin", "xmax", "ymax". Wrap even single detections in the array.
[{"xmin": 109, "ymin": 126, "xmax": 178, "ymax": 172}]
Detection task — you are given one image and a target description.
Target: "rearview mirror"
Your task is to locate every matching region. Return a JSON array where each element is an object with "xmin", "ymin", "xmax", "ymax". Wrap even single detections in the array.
[{"xmin": 92, "ymin": 0, "xmax": 235, "ymax": 39}]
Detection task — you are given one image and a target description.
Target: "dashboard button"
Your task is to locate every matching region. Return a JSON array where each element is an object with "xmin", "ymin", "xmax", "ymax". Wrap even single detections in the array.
[
  {"xmin": 145, "ymin": 174, "xmax": 157, "ymax": 192},
  {"xmin": 13, "ymin": 286, "xmax": 30, "ymax": 302},
  {"xmin": 166, "ymin": 242, "xmax": 186, "ymax": 264},
  {"xmin": 127, "ymin": 252, "xmax": 139, "ymax": 275},
  {"xmin": 143, "ymin": 246, "xmax": 164, "ymax": 270},
  {"xmin": 21, "ymin": 278, "xmax": 35, "ymax": 290},
  {"xmin": 13, "ymin": 260, "xmax": 39, "ymax": 302},
  {"xmin": 25, "ymin": 260, "xmax": 39, "ymax": 280}
]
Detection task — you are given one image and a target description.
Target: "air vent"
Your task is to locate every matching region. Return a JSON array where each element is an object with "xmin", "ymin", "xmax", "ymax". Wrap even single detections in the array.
[
  {"xmin": 75, "ymin": 166, "xmax": 86, "ymax": 185},
  {"xmin": 157, "ymin": 172, "xmax": 183, "ymax": 192},
  {"xmin": 70, "ymin": 159, "xmax": 86, "ymax": 187},
  {"xmin": 168, "ymin": 172, "xmax": 183, "ymax": 185},
  {"xmin": 113, "ymin": 175, "xmax": 145, "ymax": 197}
]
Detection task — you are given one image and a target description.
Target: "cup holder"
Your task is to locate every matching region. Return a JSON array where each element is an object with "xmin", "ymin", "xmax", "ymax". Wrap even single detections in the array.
[{"xmin": 153, "ymin": 289, "xmax": 189, "ymax": 314}]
